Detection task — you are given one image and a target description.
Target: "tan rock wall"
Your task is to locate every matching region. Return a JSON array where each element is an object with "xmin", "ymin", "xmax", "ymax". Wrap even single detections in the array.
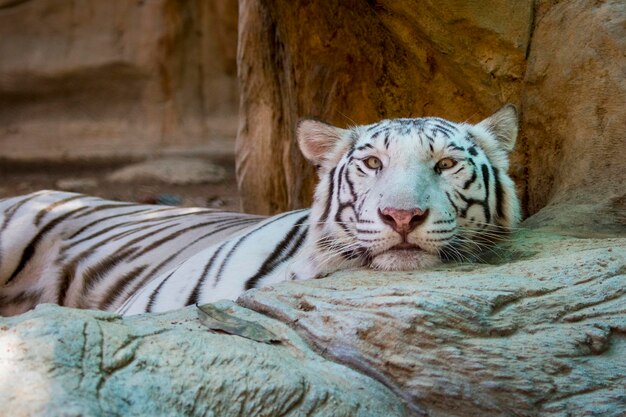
[
  {"xmin": 0, "ymin": 0, "xmax": 238, "ymax": 160},
  {"xmin": 237, "ymin": 0, "xmax": 532, "ymax": 213},
  {"xmin": 237, "ymin": 0, "xmax": 626, "ymax": 224},
  {"xmin": 237, "ymin": 0, "xmax": 533, "ymax": 214},
  {"xmin": 520, "ymin": 0, "xmax": 626, "ymax": 229}
]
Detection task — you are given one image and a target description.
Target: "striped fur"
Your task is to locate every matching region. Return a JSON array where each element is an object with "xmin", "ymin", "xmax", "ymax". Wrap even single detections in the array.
[{"xmin": 0, "ymin": 106, "xmax": 520, "ymax": 316}]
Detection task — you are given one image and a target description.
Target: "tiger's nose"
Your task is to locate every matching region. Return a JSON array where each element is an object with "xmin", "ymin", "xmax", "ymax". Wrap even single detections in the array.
[{"xmin": 378, "ymin": 207, "xmax": 429, "ymax": 235}]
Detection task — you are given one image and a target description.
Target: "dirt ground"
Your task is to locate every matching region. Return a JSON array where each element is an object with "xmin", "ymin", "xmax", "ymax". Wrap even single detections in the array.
[{"xmin": 0, "ymin": 156, "xmax": 242, "ymax": 212}]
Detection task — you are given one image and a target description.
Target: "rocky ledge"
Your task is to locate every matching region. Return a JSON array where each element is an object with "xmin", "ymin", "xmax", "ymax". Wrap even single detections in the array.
[{"xmin": 1, "ymin": 226, "xmax": 624, "ymax": 417}]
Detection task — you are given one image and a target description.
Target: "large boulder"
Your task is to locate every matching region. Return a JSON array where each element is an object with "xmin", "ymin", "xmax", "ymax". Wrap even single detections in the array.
[
  {"xmin": 2, "ymin": 227, "xmax": 624, "ymax": 416},
  {"xmin": 0, "ymin": 302, "xmax": 406, "ymax": 417},
  {"xmin": 520, "ymin": 0, "xmax": 626, "ymax": 228},
  {"xmin": 241, "ymin": 229, "xmax": 626, "ymax": 416},
  {"xmin": 0, "ymin": 0, "xmax": 238, "ymax": 160}
]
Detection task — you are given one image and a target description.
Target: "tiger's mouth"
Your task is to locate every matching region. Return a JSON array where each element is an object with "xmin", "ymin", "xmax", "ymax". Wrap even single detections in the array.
[
  {"xmin": 369, "ymin": 242, "xmax": 441, "ymax": 271},
  {"xmin": 388, "ymin": 242, "xmax": 423, "ymax": 251}
]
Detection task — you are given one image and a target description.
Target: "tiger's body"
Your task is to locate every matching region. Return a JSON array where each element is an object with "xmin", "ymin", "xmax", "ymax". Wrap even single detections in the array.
[{"xmin": 0, "ymin": 105, "xmax": 520, "ymax": 316}]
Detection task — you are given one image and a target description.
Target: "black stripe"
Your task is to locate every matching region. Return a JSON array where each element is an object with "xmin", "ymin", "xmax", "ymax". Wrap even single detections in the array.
[
  {"xmin": 445, "ymin": 191, "xmax": 459, "ymax": 215},
  {"xmin": 215, "ymin": 213, "xmax": 309, "ymax": 288},
  {"xmin": 125, "ymin": 252, "xmax": 179, "ymax": 305},
  {"xmin": 0, "ymin": 289, "xmax": 43, "ymax": 310},
  {"xmin": 34, "ymin": 194, "xmax": 85, "ymax": 226},
  {"xmin": 78, "ymin": 247, "xmax": 140, "ymax": 307},
  {"xmin": 492, "ymin": 167, "xmax": 505, "ymax": 221},
  {"xmin": 0, "ymin": 192, "xmax": 48, "ymax": 270},
  {"xmin": 130, "ymin": 218, "xmax": 261, "ymax": 292},
  {"xmin": 433, "ymin": 126, "xmax": 453, "ymax": 138},
  {"xmin": 244, "ymin": 216, "xmax": 309, "ymax": 290},
  {"xmin": 281, "ymin": 228, "xmax": 309, "ymax": 262},
  {"xmin": 462, "ymin": 169, "xmax": 477, "ymax": 190},
  {"xmin": 189, "ymin": 211, "xmax": 306, "ymax": 303},
  {"xmin": 6, "ymin": 206, "xmax": 89, "ymax": 285},
  {"xmin": 446, "ymin": 142, "xmax": 464, "ymax": 152},
  {"xmin": 481, "ymin": 164, "xmax": 492, "ymax": 222},
  {"xmin": 344, "ymin": 167, "xmax": 358, "ymax": 201},
  {"xmin": 336, "ymin": 164, "xmax": 345, "ymax": 202},
  {"xmin": 186, "ymin": 242, "xmax": 229, "ymax": 306},
  {"xmin": 339, "ymin": 246, "xmax": 365, "ymax": 260},
  {"xmin": 355, "ymin": 190, "xmax": 369, "ymax": 214},
  {"xmin": 58, "ymin": 223, "xmax": 177, "ymax": 305},
  {"xmin": 356, "ymin": 143, "xmax": 373, "ymax": 151},
  {"xmin": 424, "ymin": 237, "xmax": 454, "ymax": 242},
  {"xmin": 99, "ymin": 265, "xmax": 149, "ymax": 310},
  {"xmin": 147, "ymin": 270, "xmax": 176, "ymax": 313},
  {"xmin": 431, "ymin": 118, "xmax": 458, "ymax": 132},
  {"xmin": 68, "ymin": 211, "xmax": 217, "ymax": 247},
  {"xmin": 67, "ymin": 208, "xmax": 153, "ymax": 240},
  {"xmin": 318, "ymin": 167, "xmax": 336, "ymax": 223},
  {"xmin": 109, "ymin": 215, "xmax": 196, "ymax": 242},
  {"xmin": 1, "ymin": 192, "xmax": 45, "ymax": 233},
  {"xmin": 73, "ymin": 202, "xmax": 139, "ymax": 218},
  {"xmin": 127, "ymin": 217, "xmax": 258, "ymax": 262},
  {"xmin": 428, "ymin": 228, "xmax": 456, "ymax": 234}
]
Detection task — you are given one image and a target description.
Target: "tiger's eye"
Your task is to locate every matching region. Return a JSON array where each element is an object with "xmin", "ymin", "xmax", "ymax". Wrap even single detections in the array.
[
  {"xmin": 436, "ymin": 157, "xmax": 457, "ymax": 171},
  {"xmin": 364, "ymin": 156, "xmax": 382, "ymax": 170}
]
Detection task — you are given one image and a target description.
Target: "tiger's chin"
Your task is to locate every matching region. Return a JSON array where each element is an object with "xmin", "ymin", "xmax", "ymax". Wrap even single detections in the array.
[{"xmin": 370, "ymin": 248, "xmax": 441, "ymax": 271}]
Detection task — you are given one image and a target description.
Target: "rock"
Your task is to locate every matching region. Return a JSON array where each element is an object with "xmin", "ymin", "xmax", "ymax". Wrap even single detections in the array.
[
  {"xmin": 2, "ymin": 224, "xmax": 624, "ymax": 416},
  {"xmin": 207, "ymin": 196, "xmax": 227, "ymax": 208},
  {"xmin": 107, "ymin": 158, "xmax": 226, "ymax": 185},
  {"xmin": 55, "ymin": 177, "xmax": 98, "ymax": 192},
  {"xmin": 520, "ymin": 0, "xmax": 626, "ymax": 226},
  {"xmin": 239, "ymin": 228, "xmax": 626, "ymax": 416},
  {"xmin": 236, "ymin": 0, "xmax": 626, "ymax": 223},
  {"xmin": 236, "ymin": 0, "xmax": 533, "ymax": 214},
  {"xmin": 0, "ymin": 0, "xmax": 238, "ymax": 161},
  {"xmin": 0, "ymin": 302, "xmax": 407, "ymax": 417}
]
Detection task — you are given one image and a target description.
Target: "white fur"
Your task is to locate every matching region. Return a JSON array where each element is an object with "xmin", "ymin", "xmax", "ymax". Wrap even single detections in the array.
[{"xmin": 0, "ymin": 107, "xmax": 520, "ymax": 316}]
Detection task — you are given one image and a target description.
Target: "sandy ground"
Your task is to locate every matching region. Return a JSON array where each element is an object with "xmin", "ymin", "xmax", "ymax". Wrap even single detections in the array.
[{"xmin": 0, "ymin": 156, "xmax": 242, "ymax": 212}]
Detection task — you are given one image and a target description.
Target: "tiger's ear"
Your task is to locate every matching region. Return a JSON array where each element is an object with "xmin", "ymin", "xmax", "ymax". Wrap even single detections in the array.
[
  {"xmin": 297, "ymin": 120, "xmax": 350, "ymax": 167},
  {"xmin": 476, "ymin": 104, "xmax": 518, "ymax": 153}
]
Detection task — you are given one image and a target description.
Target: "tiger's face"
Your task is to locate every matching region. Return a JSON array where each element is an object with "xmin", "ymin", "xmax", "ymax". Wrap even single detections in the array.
[{"xmin": 298, "ymin": 105, "xmax": 520, "ymax": 273}]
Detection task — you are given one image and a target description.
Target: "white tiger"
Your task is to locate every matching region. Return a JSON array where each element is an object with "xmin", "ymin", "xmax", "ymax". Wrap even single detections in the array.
[{"xmin": 0, "ymin": 105, "xmax": 520, "ymax": 316}]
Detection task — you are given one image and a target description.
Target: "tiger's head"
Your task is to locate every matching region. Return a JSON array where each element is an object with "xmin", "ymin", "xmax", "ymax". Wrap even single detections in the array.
[{"xmin": 297, "ymin": 105, "xmax": 520, "ymax": 274}]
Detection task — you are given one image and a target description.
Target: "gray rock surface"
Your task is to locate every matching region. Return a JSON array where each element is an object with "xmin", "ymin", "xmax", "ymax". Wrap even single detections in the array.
[
  {"xmin": 239, "ymin": 229, "xmax": 626, "ymax": 416},
  {"xmin": 2, "ymin": 227, "xmax": 624, "ymax": 416},
  {"xmin": 0, "ymin": 301, "xmax": 406, "ymax": 417}
]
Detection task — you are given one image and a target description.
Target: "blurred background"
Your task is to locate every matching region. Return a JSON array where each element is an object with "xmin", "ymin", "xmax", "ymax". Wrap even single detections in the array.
[
  {"xmin": 1, "ymin": 0, "xmax": 624, "ymax": 231},
  {"xmin": 0, "ymin": 0, "xmax": 241, "ymax": 210}
]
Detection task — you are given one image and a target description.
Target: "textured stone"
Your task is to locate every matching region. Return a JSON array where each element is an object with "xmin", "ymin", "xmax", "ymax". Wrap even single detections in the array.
[
  {"xmin": 236, "ymin": 0, "xmax": 533, "ymax": 214},
  {"xmin": 0, "ymin": 302, "xmax": 407, "ymax": 417},
  {"xmin": 1, "ymin": 219, "xmax": 624, "ymax": 416},
  {"xmin": 236, "ymin": 0, "xmax": 626, "ymax": 225},
  {"xmin": 239, "ymin": 228, "xmax": 626, "ymax": 416},
  {"xmin": 520, "ymin": 0, "xmax": 626, "ymax": 224},
  {"xmin": 0, "ymin": 0, "xmax": 238, "ymax": 160}
]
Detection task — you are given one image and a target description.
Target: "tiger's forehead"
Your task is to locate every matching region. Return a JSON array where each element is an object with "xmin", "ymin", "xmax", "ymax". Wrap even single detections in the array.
[
  {"xmin": 352, "ymin": 117, "xmax": 468, "ymax": 151},
  {"xmin": 360, "ymin": 117, "xmax": 460, "ymax": 138}
]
